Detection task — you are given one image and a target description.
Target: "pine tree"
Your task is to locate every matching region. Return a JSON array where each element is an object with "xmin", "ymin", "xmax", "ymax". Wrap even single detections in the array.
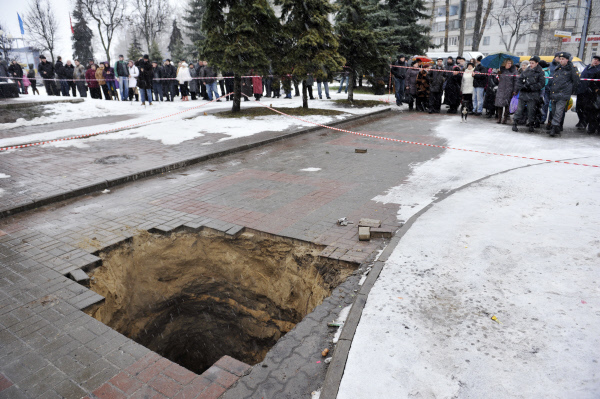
[
  {"xmin": 127, "ymin": 35, "xmax": 143, "ymax": 60},
  {"xmin": 149, "ymin": 40, "xmax": 163, "ymax": 62},
  {"xmin": 183, "ymin": 0, "xmax": 207, "ymax": 58},
  {"xmin": 203, "ymin": 0, "xmax": 280, "ymax": 112},
  {"xmin": 277, "ymin": 0, "xmax": 345, "ymax": 108},
  {"xmin": 71, "ymin": 0, "xmax": 94, "ymax": 61},
  {"xmin": 167, "ymin": 20, "xmax": 185, "ymax": 61},
  {"xmin": 366, "ymin": 0, "xmax": 433, "ymax": 59},
  {"xmin": 335, "ymin": 0, "xmax": 383, "ymax": 101}
]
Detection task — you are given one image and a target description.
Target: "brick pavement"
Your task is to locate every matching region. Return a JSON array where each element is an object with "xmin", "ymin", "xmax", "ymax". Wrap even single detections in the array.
[{"xmin": 0, "ymin": 110, "xmax": 446, "ymax": 398}]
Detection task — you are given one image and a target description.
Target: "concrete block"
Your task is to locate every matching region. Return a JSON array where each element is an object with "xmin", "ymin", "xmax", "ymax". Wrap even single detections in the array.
[
  {"xmin": 68, "ymin": 269, "xmax": 89, "ymax": 283},
  {"xmin": 358, "ymin": 226, "xmax": 370, "ymax": 241},
  {"xmin": 370, "ymin": 227, "xmax": 394, "ymax": 238},
  {"xmin": 358, "ymin": 218, "xmax": 381, "ymax": 228}
]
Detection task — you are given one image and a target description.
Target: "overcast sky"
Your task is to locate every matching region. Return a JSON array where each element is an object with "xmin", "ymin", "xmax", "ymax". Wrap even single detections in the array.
[{"xmin": 1, "ymin": 0, "xmax": 186, "ymax": 62}]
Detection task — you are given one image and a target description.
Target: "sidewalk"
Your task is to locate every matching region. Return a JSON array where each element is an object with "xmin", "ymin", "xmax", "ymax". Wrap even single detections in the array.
[{"xmin": 335, "ymin": 114, "xmax": 600, "ymax": 398}]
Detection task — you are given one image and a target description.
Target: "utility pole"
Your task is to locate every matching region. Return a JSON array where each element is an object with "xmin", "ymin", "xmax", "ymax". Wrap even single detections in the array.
[{"xmin": 578, "ymin": 0, "xmax": 592, "ymax": 60}]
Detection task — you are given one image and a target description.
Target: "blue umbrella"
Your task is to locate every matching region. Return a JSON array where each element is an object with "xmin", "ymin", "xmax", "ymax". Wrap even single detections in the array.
[{"xmin": 480, "ymin": 52, "xmax": 520, "ymax": 69}]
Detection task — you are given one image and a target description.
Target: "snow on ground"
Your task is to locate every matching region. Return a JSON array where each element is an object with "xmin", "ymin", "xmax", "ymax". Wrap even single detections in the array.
[
  {"xmin": 300, "ymin": 167, "xmax": 322, "ymax": 172},
  {"xmin": 338, "ymin": 120, "xmax": 600, "ymax": 398},
  {"xmin": 0, "ymin": 90, "xmax": 392, "ymax": 149}
]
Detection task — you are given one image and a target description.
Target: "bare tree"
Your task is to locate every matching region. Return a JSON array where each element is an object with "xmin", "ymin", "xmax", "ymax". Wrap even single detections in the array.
[
  {"xmin": 472, "ymin": 0, "xmax": 493, "ymax": 50},
  {"xmin": 80, "ymin": 0, "xmax": 126, "ymax": 64},
  {"xmin": 23, "ymin": 0, "xmax": 59, "ymax": 62},
  {"xmin": 458, "ymin": 0, "xmax": 467, "ymax": 54},
  {"xmin": 534, "ymin": 0, "xmax": 546, "ymax": 54},
  {"xmin": 491, "ymin": 0, "xmax": 536, "ymax": 53},
  {"xmin": 444, "ymin": 0, "xmax": 449, "ymax": 51},
  {"xmin": 132, "ymin": 0, "xmax": 171, "ymax": 52},
  {"xmin": 0, "ymin": 21, "xmax": 14, "ymax": 61},
  {"xmin": 430, "ymin": 0, "xmax": 437, "ymax": 29}
]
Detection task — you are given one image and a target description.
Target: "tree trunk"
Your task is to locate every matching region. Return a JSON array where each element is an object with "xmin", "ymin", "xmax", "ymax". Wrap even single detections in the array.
[
  {"xmin": 558, "ymin": 0, "xmax": 569, "ymax": 51},
  {"xmin": 302, "ymin": 80, "xmax": 308, "ymax": 109},
  {"xmin": 430, "ymin": 0, "xmax": 437, "ymax": 29},
  {"xmin": 232, "ymin": 75, "xmax": 241, "ymax": 112},
  {"xmin": 348, "ymin": 69, "xmax": 355, "ymax": 102},
  {"xmin": 472, "ymin": 0, "xmax": 484, "ymax": 50},
  {"xmin": 478, "ymin": 0, "xmax": 493, "ymax": 45},
  {"xmin": 444, "ymin": 0, "xmax": 450, "ymax": 51},
  {"xmin": 458, "ymin": 0, "xmax": 467, "ymax": 54},
  {"xmin": 534, "ymin": 0, "xmax": 547, "ymax": 54}
]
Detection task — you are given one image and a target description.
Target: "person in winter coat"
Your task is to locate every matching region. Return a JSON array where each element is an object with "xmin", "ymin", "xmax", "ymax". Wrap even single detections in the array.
[
  {"xmin": 428, "ymin": 58, "xmax": 446, "ymax": 113},
  {"xmin": 575, "ymin": 55, "xmax": 600, "ymax": 130},
  {"xmin": 127, "ymin": 60, "xmax": 140, "ymax": 101},
  {"xmin": 38, "ymin": 55, "xmax": 58, "ymax": 95},
  {"xmin": 242, "ymin": 72, "xmax": 253, "ymax": 101},
  {"xmin": 163, "ymin": 59, "xmax": 176, "ymax": 101},
  {"xmin": 494, "ymin": 59, "xmax": 517, "ymax": 124},
  {"xmin": 223, "ymin": 70, "xmax": 234, "ymax": 101},
  {"xmin": 512, "ymin": 56, "xmax": 546, "ymax": 132},
  {"xmin": 63, "ymin": 61, "xmax": 76, "ymax": 97},
  {"xmin": 136, "ymin": 55, "xmax": 154, "ymax": 105},
  {"xmin": 252, "ymin": 70, "xmax": 263, "ymax": 101},
  {"xmin": 95, "ymin": 63, "xmax": 110, "ymax": 100},
  {"xmin": 415, "ymin": 67, "xmax": 430, "ymax": 112},
  {"xmin": 539, "ymin": 60, "xmax": 552, "ymax": 124},
  {"xmin": 201, "ymin": 62, "xmax": 220, "ymax": 101},
  {"xmin": 151, "ymin": 61, "xmax": 164, "ymax": 101},
  {"xmin": 73, "ymin": 60, "xmax": 87, "ymax": 97},
  {"xmin": 114, "ymin": 55, "xmax": 129, "ymax": 101},
  {"xmin": 461, "ymin": 63, "xmax": 475, "ymax": 113},
  {"xmin": 200, "ymin": 61, "xmax": 209, "ymax": 100},
  {"xmin": 8, "ymin": 61, "xmax": 24, "ymax": 93},
  {"xmin": 86, "ymin": 64, "xmax": 101, "ymax": 99},
  {"xmin": 177, "ymin": 62, "xmax": 192, "ymax": 101},
  {"xmin": 104, "ymin": 61, "xmax": 117, "ymax": 100},
  {"xmin": 188, "ymin": 63, "xmax": 198, "ymax": 100},
  {"xmin": 21, "ymin": 71, "xmax": 30, "ymax": 94},
  {"xmin": 305, "ymin": 74, "xmax": 315, "ymax": 100},
  {"xmin": 444, "ymin": 66, "xmax": 463, "ymax": 114},
  {"xmin": 55, "ymin": 56, "xmax": 70, "ymax": 96},
  {"xmin": 27, "ymin": 64, "xmax": 39, "ymax": 95},
  {"xmin": 547, "ymin": 52, "xmax": 580, "ymax": 136},
  {"xmin": 405, "ymin": 60, "xmax": 420, "ymax": 111},
  {"xmin": 0, "ymin": 56, "xmax": 8, "ymax": 82},
  {"xmin": 483, "ymin": 68, "xmax": 498, "ymax": 118},
  {"xmin": 391, "ymin": 55, "xmax": 407, "ymax": 106},
  {"xmin": 472, "ymin": 56, "xmax": 487, "ymax": 115},
  {"xmin": 585, "ymin": 55, "xmax": 600, "ymax": 134},
  {"xmin": 337, "ymin": 67, "xmax": 349, "ymax": 94}
]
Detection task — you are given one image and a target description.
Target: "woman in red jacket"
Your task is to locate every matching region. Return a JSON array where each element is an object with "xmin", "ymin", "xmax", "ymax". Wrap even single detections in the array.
[{"xmin": 86, "ymin": 64, "xmax": 101, "ymax": 99}]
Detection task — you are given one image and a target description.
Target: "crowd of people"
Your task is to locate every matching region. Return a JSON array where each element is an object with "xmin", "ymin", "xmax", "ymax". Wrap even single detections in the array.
[{"xmin": 392, "ymin": 52, "xmax": 600, "ymax": 136}]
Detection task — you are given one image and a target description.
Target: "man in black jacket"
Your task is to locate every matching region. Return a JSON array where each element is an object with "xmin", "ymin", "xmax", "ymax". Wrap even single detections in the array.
[
  {"xmin": 8, "ymin": 61, "xmax": 24, "ymax": 93},
  {"xmin": 55, "ymin": 56, "xmax": 69, "ymax": 96},
  {"xmin": 583, "ymin": 55, "xmax": 600, "ymax": 134},
  {"xmin": 152, "ymin": 61, "xmax": 164, "ymax": 101},
  {"xmin": 163, "ymin": 59, "xmax": 176, "ymax": 101},
  {"xmin": 428, "ymin": 58, "xmax": 446, "ymax": 113},
  {"xmin": 575, "ymin": 55, "xmax": 600, "ymax": 130},
  {"xmin": 391, "ymin": 54, "xmax": 407, "ymax": 106},
  {"xmin": 512, "ymin": 56, "xmax": 546, "ymax": 132},
  {"xmin": 136, "ymin": 54, "xmax": 153, "ymax": 105},
  {"xmin": 64, "ymin": 60, "xmax": 76, "ymax": 97},
  {"xmin": 38, "ymin": 55, "xmax": 58, "ymax": 96},
  {"xmin": 547, "ymin": 52, "xmax": 579, "ymax": 137},
  {"xmin": 473, "ymin": 55, "xmax": 487, "ymax": 115}
]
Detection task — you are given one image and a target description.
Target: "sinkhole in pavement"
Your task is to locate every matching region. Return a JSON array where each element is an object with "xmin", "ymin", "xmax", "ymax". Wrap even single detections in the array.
[{"xmin": 85, "ymin": 229, "xmax": 356, "ymax": 374}]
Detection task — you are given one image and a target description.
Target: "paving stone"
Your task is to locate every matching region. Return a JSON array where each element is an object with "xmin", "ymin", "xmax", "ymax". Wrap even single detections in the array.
[
  {"xmin": 213, "ymin": 356, "xmax": 252, "ymax": 378},
  {"xmin": 52, "ymin": 378, "xmax": 88, "ymax": 399}
]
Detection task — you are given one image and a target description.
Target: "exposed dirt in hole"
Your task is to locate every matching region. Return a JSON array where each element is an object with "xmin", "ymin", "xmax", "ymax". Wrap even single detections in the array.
[{"xmin": 85, "ymin": 230, "xmax": 356, "ymax": 374}]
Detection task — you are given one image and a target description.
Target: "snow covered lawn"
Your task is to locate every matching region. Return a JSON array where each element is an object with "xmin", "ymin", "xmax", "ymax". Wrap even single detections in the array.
[
  {"xmin": 338, "ymin": 118, "xmax": 600, "ymax": 398},
  {"xmin": 0, "ymin": 91, "xmax": 392, "ymax": 149}
]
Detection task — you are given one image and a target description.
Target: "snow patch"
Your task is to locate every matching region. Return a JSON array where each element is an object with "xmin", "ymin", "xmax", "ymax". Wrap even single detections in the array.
[
  {"xmin": 332, "ymin": 304, "xmax": 352, "ymax": 344},
  {"xmin": 0, "ymin": 173, "xmax": 10, "ymax": 178},
  {"xmin": 300, "ymin": 167, "xmax": 321, "ymax": 172}
]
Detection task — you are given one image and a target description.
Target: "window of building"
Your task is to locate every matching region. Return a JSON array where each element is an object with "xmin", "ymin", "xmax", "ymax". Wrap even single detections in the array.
[
  {"xmin": 449, "ymin": 5, "xmax": 459, "ymax": 16},
  {"xmin": 467, "ymin": 1, "xmax": 477, "ymax": 12},
  {"xmin": 436, "ymin": 6, "xmax": 446, "ymax": 16},
  {"xmin": 553, "ymin": 9, "xmax": 561, "ymax": 20},
  {"xmin": 465, "ymin": 36, "xmax": 473, "ymax": 46},
  {"xmin": 466, "ymin": 18, "xmax": 475, "ymax": 29},
  {"xmin": 450, "ymin": 19, "xmax": 461, "ymax": 29},
  {"xmin": 567, "ymin": 6, "xmax": 578, "ymax": 19},
  {"xmin": 517, "ymin": 52, "xmax": 524, "ymax": 56},
  {"xmin": 503, "ymin": 0, "xmax": 509, "ymax": 7},
  {"xmin": 436, "ymin": 37, "xmax": 445, "ymax": 45},
  {"xmin": 449, "ymin": 36, "xmax": 458, "ymax": 46},
  {"xmin": 500, "ymin": 16, "xmax": 510, "ymax": 26},
  {"xmin": 483, "ymin": 36, "xmax": 490, "ymax": 45}
]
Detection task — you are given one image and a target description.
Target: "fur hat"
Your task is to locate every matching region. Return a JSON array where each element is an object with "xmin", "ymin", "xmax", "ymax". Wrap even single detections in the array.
[
  {"xmin": 39, "ymin": 55, "xmax": 46, "ymax": 60},
  {"xmin": 557, "ymin": 52, "xmax": 571, "ymax": 60},
  {"xmin": 529, "ymin": 56, "xmax": 541, "ymax": 63},
  {"xmin": 143, "ymin": 54, "xmax": 149, "ymax": 59},
  {"xmin": 477, "ymin": 55, "xmax": 483, "ymax": 61},
  {"xmin": 538, "ymin": 60, "xmax": 549, "ymax": 68}
]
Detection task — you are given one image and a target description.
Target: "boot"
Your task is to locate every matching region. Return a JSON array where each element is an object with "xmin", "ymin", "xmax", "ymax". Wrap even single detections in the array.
[
  {"xmin": 502, "ymin": 107, "xmax": 510, "ymax": 124},
  {"xmin": 141, "ymin": 101, "xmax": 145, "ymax": 105},
  {"xmin": 528, "ymin": 125, "xmax": 535, "ymax": 133},
  {"xmin": 496, "ymin": 107, "xmax": 503, "ymax": 124},
  {"xmin": 512, "ymin": 122, "xmax": 518, "ymax": 132},
  {"xmin": 545, "ymin": 123, "xmax": 552, "ymax": 131},
  {"xmin": 549, "ymin": 125, "xmax": 560, "ymax": 137}
]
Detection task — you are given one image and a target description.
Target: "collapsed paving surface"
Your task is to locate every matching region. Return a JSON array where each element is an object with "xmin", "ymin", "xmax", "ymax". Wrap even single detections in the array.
[{"xmin": 0, "ymin": 110, "xmax": 445, "ymax": 398}]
